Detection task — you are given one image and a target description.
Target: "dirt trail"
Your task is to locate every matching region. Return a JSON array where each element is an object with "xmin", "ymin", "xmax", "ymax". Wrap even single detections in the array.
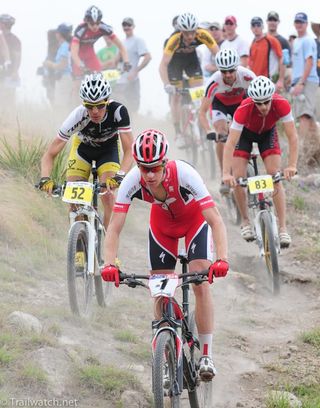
[{"xmin": 1, "ymin": 117, "xmax": 319, "ymax": 407}]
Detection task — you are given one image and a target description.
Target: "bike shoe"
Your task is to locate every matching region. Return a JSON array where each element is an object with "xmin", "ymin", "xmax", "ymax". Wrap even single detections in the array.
[
  {"xmin": 279, "ymin": 232, "xmax": 291, "ymax": 248},
  {"xmin": 241, "ymin": 225, "xmax": 255, "ymax": 242},
  {"xmin": 219, "ymin": 182, "xmax": 230, "ymax": 195},
  {"xmin": 199, "ymin": 355, "xmax": 216, "ymax": 382}
]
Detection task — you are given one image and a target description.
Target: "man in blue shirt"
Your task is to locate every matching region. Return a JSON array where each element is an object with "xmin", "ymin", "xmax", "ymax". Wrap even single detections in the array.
[{"xmin": 291, "ymin": 12, "xmax": 320, "ymax": 169}]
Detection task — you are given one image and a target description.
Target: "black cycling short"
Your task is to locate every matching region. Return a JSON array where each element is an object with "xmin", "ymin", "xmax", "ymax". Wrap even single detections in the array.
[
  {"xmin": 234, "ymin": 126, "xmax": 281, "ymax": 160},
  {"xmin": 212, "ymin": 97, "xmax": 243, "ymax": 118},
  {"xmin": 168, "ymin": 52, "xmax": 203, "ymax": 84}
]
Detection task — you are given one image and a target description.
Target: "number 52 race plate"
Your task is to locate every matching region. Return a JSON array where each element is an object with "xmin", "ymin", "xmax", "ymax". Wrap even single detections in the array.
[{"xmin": 62, "ymin": 181, "xmax": 93, "ymax": 205}]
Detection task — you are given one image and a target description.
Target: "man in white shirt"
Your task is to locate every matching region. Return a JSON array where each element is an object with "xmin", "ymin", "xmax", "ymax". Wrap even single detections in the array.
[
  {"xmin": 114, "ymin": 17, "xmax": 151, "ymax": 114},
  {"xmin": 221, "ymin": 15, "xmax": 249, "ymax": 67}
]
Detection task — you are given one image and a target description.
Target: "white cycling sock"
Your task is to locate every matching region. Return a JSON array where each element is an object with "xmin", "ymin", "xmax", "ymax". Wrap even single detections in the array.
[{"xmin": 199, "ymin": 334, "xmax": 213, "ymax": 358}]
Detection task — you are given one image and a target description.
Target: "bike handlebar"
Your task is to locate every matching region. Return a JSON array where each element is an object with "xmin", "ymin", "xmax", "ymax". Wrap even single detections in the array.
[
  {"xmin": 118, "ymin": 269, "xmax": 209, "ymax": 288},
  {"xmin": 237, "ymin": 171, "xmax": 285, "ymax": 187}
]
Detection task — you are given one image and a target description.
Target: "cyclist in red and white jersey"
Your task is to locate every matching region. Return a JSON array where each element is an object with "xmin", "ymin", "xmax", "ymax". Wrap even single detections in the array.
[
  {"xmin": 71, "ymin": 6, "xmax": 130, "ymax": 78},
  {"xmin": 222, "ymin": 76, "xmax": 298, "ymax": 247},
  {"xmin": 199, "ymin": 48, "xmax": 255, "ymax": 193},
  {"xmin": 101, "ymin": 129, "xmax": 229, "ymax": 381}
]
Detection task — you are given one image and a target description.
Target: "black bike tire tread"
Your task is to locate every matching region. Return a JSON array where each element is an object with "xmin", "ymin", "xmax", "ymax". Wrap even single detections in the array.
[
  {"xmin": 94, "ymin": 228, "xmax": 106, "ymax": 307},
  {"xmin": 153, "ymin": 331, "xmax": 180, "ymax": 408},
  {"xmin": 67, "ymin": 222, "xmax": 92, "ymax": 315},
  {"xmin": 261, "ymin": 211, "xmax": 280, "ymax": 295}
]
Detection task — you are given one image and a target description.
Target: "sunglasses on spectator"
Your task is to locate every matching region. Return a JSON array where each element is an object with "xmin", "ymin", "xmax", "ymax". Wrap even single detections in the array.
[
  {"xmin": 225, "ymin": 21, "xmax": 235, "ymax": 26},
  {"xmin": 267, "ymin": 18, "xmax": 279, "ymax": 22},
  {"xmin": 254, "ymin": 100, "xmax": 271, "ymax": 106},
  {"xmin": 251, "ymin": 23, "xmax": 262, "ymax": 27},
  {"xmin": 138, "ymin": 163, "xmax": 165, "ymax": 173},
  {"xmin": 220, "ymin": 69, "xmax": 236, "ymax": 74},
  {"xmin": 122, "ymin": 24, "xmax": 133, "ymax": 28},
  {"xmin": 83, "ymin": 101, "xmax": 108, "ymax": 110}
]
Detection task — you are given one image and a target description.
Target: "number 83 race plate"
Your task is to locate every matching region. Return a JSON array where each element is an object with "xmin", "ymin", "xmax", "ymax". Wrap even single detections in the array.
[
  {"xmin": 62, "ymin": 181, "xmax": 93, "ymax": 205},
  {"xmin": 247, "ymin": 175, "xmax": 274, "ymax": 194}
]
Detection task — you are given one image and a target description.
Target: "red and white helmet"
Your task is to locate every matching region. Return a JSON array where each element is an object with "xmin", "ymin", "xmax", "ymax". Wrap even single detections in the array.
[{"xmin": 132, "ymin": 129, "xmax": 169, "ymax": 166}]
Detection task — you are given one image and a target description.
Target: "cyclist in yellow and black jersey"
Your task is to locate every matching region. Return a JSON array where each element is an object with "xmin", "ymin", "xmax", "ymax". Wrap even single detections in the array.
[
  {"xmin": 38, "ymin": 72, "xmax": 133, "ymax": 230},
  {"xmin": 159, "ymin": 13, "xmax": 219, "ymax": 148}
]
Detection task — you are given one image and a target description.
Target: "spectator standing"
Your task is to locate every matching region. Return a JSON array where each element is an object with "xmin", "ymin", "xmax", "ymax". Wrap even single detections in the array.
[
  {"xmin": 198, "ymin": 22, "xmax": 224, "ymax": 79},
  {"xmin": 43, "ymin": 23, "xmax": 73, "ymax": 119},
  {"xmin": 291, "ymin": 12, "xmax": 320, "ymax": 168},
  {"xmin": 113, "ymin": 17, "xmax": 151, "ymax": 115},
  {"xmin": 311, "ymin": 21, "xmax": 320, "ymax": 122},
  {"xmin": 249, "ymin": 16, "xmax": 285, "ymax": 92},
  {"xmin": 266, "ymin": 11, "xmax": 292, "ymax": 89},
  {"xmin": 0, "ymin": 14, "xmax": 21, "ymax": 109},
  {"xmin": 221, "ymin": 16, "xmax": 249, "ymax": 67}
]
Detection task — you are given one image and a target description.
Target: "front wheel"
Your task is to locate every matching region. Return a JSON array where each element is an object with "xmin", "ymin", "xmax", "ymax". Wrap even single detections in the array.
[
  {"xmin": 67, "ymin": 222, "xmax": 93, "ymax": 316},
  {"xmin": 260, "ymin": 211, "xmax": 280, "ymax": 295},
  {"xmin": 153, "ymin": 331, "xmax": 180, "ymax": 408}
]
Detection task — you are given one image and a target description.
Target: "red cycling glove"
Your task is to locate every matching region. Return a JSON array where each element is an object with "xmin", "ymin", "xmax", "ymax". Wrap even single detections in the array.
[
  {"xmin": 101, "ymin": 265, "xmax": 120, "ymax": 287},
  {"xmin": 208, "ymin": 260, "xmax": 229, "ymax": 283}
]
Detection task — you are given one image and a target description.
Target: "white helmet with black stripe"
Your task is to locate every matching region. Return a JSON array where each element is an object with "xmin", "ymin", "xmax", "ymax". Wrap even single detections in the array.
[
  {"xmin": 177, "ymin": 13, "xmax": 198, "ymax": 31},
  {"xmin": 215, "ymin": 48, "xmax": 240, "ymax": 70},
  {"xmin": 248, "ymin": 76, "xmax": 275, "ymax": 102},
  {"xmin": 79, "ymin": 72, "xmax": 111, "ymax": 103}
]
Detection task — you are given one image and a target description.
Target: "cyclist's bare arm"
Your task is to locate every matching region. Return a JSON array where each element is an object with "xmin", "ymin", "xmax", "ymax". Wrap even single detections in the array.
[
  {"xmin": 119, "ymin": 130, "xmax": 134, "ymax": 173},
  {"xmin": 283, "ymin": 121, "xmax": 298, "ymax": 179},
  {"xmin": 202, "ymin": 206, "xmax": 228, "ymax": 261},
  {"xmin": 41, "ymin": 137, "xmax": 67, "ymax": 177},
  {"xmin": 104, "ymin": 211, "xmax": 127, "ymax": 265},
  {"xmin": 222, "ymin": 127, "xmax": 242, "ymax": 185},
  {"xmin": 70, "ymin": 41, "xmax": 82, "ymax": 68},
  {"xmin": 159, "ymin": 53, "xmax": 172, "ymax": 85},
  {"xmin": 199, "ymin": 96, "xmax": 213, "ymax": 133},
  {"xmin": 108, "ymin": 35, "xmax": 129, "ymax": 65}
]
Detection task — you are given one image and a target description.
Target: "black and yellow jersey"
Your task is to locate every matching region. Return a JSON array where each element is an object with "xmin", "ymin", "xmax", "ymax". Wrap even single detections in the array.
[{"xmin": 164, "ymin": 29, "xmax": 216, "ymax": 55}]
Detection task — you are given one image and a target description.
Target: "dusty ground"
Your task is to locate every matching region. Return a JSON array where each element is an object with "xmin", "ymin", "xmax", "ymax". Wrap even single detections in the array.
[{"xmin": 0, "ymin": 114, "xmax": 319, "ymax": 407}]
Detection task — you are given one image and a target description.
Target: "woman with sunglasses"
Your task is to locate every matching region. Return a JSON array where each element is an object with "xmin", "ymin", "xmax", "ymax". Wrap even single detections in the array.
[
  {"xmin": 222, "ymin": 76, "xmax": 298, "ymax": 247},
  {"xmin": 199, "ymin": 48, "xmax": 256, "ymax": 194},
  {"xmin": 38, "ymin": 72, "xmax": 133, "ymax": 230},
  {"xmin": 101, "ymin": 128, "xmax": 229, "ymax": 381}
]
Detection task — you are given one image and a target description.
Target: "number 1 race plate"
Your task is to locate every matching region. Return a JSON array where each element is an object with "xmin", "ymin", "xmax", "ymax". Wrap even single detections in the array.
[
  {"xmin": 62, "ymin": 181, "xmax": 93, "ymax": 205},
  {"xmin": 188, "ymin": 86, "xmax": 205, "ymax": 101},
  {"xmin": 247, "ymin": 175, "xmax": 274, "ymax": 194},
  {"xmin": 149, "ymin": 274, "xmax": 179, "ymax": 298}
]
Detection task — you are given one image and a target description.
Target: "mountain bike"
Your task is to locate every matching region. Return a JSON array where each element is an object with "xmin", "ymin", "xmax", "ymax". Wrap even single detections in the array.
[
  {"xmin": 118, "ymin": 251, "xmax": 213, "ymax": 407},
  {"xmin": 177, "ymin": 86, "xmax": 216, "ymax": 179},
  {"xmin": 54, "ymin": 162, "xmax": 112, "ymax": 316},
  {"xmin": 207, "ymin": 131, "xmax": 241, "ymax": 226},
  {"xmin": 237, "ymin": 150, "xmax": 285, "ymax": 295}
]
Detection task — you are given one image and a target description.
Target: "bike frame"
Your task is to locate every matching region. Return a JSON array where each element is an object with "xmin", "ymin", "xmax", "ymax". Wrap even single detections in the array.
[
  {"xmin": 67, "ymin": 162, "xmax": 105, "ymax": 277},
  {"xmin": 248, "ymin": 155, "xmax": 281, "ymax": 257}
]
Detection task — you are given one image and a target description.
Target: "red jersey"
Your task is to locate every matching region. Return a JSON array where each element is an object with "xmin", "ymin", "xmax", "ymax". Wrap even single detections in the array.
[{"xmin": 231, "ymin": 94, "xmax": 294, "ymax": 134}]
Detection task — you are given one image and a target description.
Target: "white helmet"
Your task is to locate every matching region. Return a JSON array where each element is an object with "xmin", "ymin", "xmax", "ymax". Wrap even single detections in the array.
[
  {"xmin": 177, "ymin": 13, "xmax": 198, "ymax": 31},
  {"xmin": 215, "ymin": 48, "xmax": 240, "ymax": 70},
  {"xmin": 248, "ymin": 76, "xmax": 275, "ymax": 102},
  {"xmin": 79, "ymin": 73, "xmax": 111, "ymax": 103}
]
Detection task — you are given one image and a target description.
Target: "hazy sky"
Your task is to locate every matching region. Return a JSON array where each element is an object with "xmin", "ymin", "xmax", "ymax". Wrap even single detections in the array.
[{"xmin": 5, "ymin": 0, "xmax": 320, "ymax": 117}]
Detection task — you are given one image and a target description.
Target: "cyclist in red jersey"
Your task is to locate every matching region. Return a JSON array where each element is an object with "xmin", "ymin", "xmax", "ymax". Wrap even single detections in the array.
[
  {"xmin": 71, "ymin": 6, "xmax": 130, "ymax": 78},
  {"xmin": 222, "ymin": 76, "xmax": 298, "ymax": 247},
  {"xmin": 101, "ymin": 129, "xmax": 229, "ymax": 381}
]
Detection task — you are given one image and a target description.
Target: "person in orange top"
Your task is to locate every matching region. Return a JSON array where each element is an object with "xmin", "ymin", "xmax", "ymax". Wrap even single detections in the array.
[{"xmin": 249, "ymin": 17, "xmax": 285, "ymax": 91}]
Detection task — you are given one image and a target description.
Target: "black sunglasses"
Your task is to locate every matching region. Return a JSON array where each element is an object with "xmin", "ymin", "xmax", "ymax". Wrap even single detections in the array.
[
  {"xmin": 251, "ymin": 23, "xmax": 262, "ymax": 27},
  {"xmin": 255, "ymin": 100, "xmax": 271, "ymax": 106},
  {"xmin": 220, "ymin": 69, "xmax": 236, "ymax": 74}
]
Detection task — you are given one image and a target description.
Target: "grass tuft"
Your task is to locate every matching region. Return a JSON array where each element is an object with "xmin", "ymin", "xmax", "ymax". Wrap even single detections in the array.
[
  {"xmin": 79, "ymin": 363, "xmax": 141, "ymax": 398},
  {"xmin": 114, "ymin": 330, "xmax": 139, "ymax": 344},
  {"xmin": 301, "ymin": 328, "xmax": 320, "ymax": 349},
  {"xmin": 18, "ymin": 362, "xmax": 48, "ymax": 388}
]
